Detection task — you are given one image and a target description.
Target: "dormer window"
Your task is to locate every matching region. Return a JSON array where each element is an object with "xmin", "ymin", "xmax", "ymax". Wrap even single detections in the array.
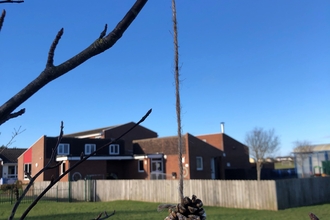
[
  {"xmin": 85, "ymin": 144, "xmax": 96, "ymax": 155},
  {"xmin": 58, "ymin": 143, "xmax": 70, "ymax": 155},
  {"xmin": 109, "ymin": 144, "xmax": 120, "ymax": 155}
]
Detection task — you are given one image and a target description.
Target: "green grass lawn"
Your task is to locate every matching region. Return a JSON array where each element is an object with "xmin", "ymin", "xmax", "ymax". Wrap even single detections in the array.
[
  {"xmin": 274, "ymin": 161, "xmax": 295, "ymax": 170},
  {"xmin": 0, "ymin": 200, "xmax": 329, "ymax": 220}
]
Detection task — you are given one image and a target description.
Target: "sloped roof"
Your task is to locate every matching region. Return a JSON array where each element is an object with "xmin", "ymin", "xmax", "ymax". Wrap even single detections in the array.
[
  {"xmin": 312, "ymin": 144, "xmax": 330, "ymax": 152},
  {"xmin": 133, "ymin": 135, "xmax": 185, "ymax": 155},
  {"xmin": 64, "ymin": 124, "xmax": 125, "ymax": 138},
  {"xmin": 0, "ymin": 148, "xmax": 26, "ymax": 163}
]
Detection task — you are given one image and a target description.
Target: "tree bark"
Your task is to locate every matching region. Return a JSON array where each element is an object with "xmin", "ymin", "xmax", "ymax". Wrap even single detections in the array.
[{"xmin": 256, "ymin": 162, "xmax": 262, "ymax": 181}]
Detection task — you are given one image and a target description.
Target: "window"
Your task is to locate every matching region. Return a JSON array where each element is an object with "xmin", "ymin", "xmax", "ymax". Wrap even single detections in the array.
[
  {"xmin": 109, "ymin": 144, "xmax": 120, "ymax": 155},
  {"xmin": 8, "ymin": 165, "xmax": 17, "ymax": 178},
  {"xmin": 23, "ymin": 163, "xmax": 32, "ymax": 180},
  {"xmin": 61, "ymin": 162, "xmax": 66, "ymax": 175},
  {"xmin": 196, "ymin": 157, "xmax": 203, "ymax": 171},
  {"xmin": 151, "ymin": 158, "xmax": 163, "ymax": 172},
  {"xmin": 138, "ymin": 160, "xmax": 144, "ymax": 172},
  {"xmin": 85, "ymin": 144, "xmax": 96, "ymax": 155},
  {"xmin": 58, "ymin": 143, "xmax": 70, "ymax": 155}
]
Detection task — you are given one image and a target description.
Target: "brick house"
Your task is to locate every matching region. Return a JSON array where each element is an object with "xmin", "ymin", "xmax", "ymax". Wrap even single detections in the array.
[
  {"xmin": 17, "ymin": 122, "xmax": 250, "ymax": 182},
  {"xmin": 133, "ymin": 133, "xmax": 225, "ymax": 180},
  {"xmin": 17, "ymin": 122, "xmax": 157, "ymax": 183}
]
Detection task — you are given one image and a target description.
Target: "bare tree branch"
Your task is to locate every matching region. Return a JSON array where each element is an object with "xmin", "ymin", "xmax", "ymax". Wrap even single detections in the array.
[
  {"xmin": 0, "ymin": 9, "xmax": 5, "ymax": 31},
  {"xmin": 0, "ymin": 0, "xmax": 24, "ymax": 4},
  {"xmin": 245, "ymin": 127, "xmax": 280, "ymax": 180},
  {"xmin": 0, "ymin": 0, "xmax": 148, "ymax": 126}
]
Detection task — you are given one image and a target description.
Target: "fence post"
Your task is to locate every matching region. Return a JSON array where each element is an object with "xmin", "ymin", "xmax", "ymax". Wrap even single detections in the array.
[
  {"xmin": 56, "ymin": 184, "xmax": 58, "ymax": 202},
  {"xmin": 84, "ymin": 179, "xmax": 86, "ymax": 201},
  {"xmin": 10, "ymin": 188, "xmax": 13, "ymax": 205},
  {"xmin": 68, "ymin": 180, "xmax": 72, "ymax": 202},
  {"xmin": 93, "ymin": 180, "xmax": 96, "ymax": 202}
]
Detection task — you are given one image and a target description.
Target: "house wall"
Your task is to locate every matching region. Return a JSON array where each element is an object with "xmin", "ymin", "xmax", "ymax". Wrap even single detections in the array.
[
  {"xmin": 18, "ymin": 136, "xmax": 46, "ymax": 183},
  {"xmin": 197, "ymin": 133, "xmax": 250, "ymax": 170},
  {"xmin": 104, "ymin": 122, "xmax": 157, "ymax": 154},
  {"xmin": 68, "ymin": 160, "xmax": 107, "ymax": 181},
  {"xmin": 124, "ymin": 159, "xmax": 149, "ymax": 179},
  {"xmin": 187, "ymin": 134, "xmax": 224, "ymax": 179},
  {"xmin": 197, "ymin": 133, "xmax": 224, "ymax": 151},
  {"xmin": 295, "ymin": 151, "xmax": 330, "ymax": 178},
  {"xmin": 0, "ymin": 162, "xmax": 2, "ymax": 179},
  {"xmin": 164, "ymin": 154, "xmax": 190, "ymax": 180},
  {"xmin": 222, "ymin": 134, "xmax": 250, "ymax": 169}
]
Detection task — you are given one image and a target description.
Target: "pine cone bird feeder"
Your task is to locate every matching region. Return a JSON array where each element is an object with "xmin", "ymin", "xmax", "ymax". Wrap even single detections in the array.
[{"xmin": 161, "ymin": 195, "xmax": 206, "ymax": 220}]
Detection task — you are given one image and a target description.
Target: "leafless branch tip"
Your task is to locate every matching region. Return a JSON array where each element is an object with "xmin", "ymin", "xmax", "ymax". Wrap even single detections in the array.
[
  {"xmin": 99, "ymin": 24, "xmax": 108, "ymax": 39},
  {"xmin": 46, "ymin": 28, "xmax": 64, "ymax": 67}
]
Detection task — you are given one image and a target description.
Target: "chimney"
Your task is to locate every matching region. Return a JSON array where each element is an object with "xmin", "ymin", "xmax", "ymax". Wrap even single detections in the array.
[{"xmin": 220, "ymin": 122, "xmax": 225, "ymax": 134}]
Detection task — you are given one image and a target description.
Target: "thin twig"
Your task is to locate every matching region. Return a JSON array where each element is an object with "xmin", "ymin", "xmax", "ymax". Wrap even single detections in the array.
[
  {"xmin": 46, "ymin": 28, "xmax": 64, "ymax": 68},
  {"xmin": 99, "ymin": 24, "xmax": 108, "ymax": 39},
  {"xmin": 3, "ymin": 126, "xmax": 26, "ymax": 148},
  {"xmin": 19, "ymin": 109, "xmax": 152, "ymax": 220}
]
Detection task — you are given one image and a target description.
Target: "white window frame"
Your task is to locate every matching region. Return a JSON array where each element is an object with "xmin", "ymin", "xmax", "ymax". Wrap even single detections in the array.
[
  {"xmin": 138, "ymin": 160, "xmax": 144, "ymax": 172},
  {"xmin": 61, "ymin": 162, "xmax": 66, "ymax": 175},
  {"xmin": 85, "ymin": 144, "xmax": 96, "ymax": 155},
  {"xmin": 109, "ymin": 144, "xmax": 120, "ymax": 155},
  {"xmin": 58, "ymin": 143, "xmax": 70, "ymax": 155},
  {"xmin": 196, "ymin": 157, "xmax": 203, "ymax": 171},
  {"xmin": 23, "ymin": 163, "xmax": 32, "ymax": 180}
]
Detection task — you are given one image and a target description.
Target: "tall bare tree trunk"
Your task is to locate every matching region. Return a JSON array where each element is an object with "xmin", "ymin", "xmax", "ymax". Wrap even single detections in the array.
[
  {"xmin": 256, "ymin": 162, "xmax": 262, "ymax": 181},
  {"xmin": 171, "ymin": 0, "xmax": 183, "ymax": 202},
  {"xmin": 301, "ymin": 164, "xmax": 305, "ymax": 178}
]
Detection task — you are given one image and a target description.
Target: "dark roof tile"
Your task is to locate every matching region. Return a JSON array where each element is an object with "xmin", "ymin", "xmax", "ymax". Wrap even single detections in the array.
[{"xmin": 0, "ymin": 148, "xmax": 26, "ymax": 163}]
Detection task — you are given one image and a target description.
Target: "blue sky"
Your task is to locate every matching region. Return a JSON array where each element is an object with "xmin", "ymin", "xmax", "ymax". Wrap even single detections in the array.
[{"xmin": 0, "ymin": 0, "xmax": 329, "ymax": 156}]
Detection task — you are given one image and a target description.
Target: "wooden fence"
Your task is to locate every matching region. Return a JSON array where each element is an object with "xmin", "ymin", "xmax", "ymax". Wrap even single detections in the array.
[{"xmin": 32, "ymin": 177, "xmax": 330, "ymax": 211}]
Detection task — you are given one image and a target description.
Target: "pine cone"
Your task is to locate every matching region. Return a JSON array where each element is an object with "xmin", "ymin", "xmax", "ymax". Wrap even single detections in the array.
[{"xmin": 163, "ymin": 195, "xmax": 206, "ymax": 220}]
